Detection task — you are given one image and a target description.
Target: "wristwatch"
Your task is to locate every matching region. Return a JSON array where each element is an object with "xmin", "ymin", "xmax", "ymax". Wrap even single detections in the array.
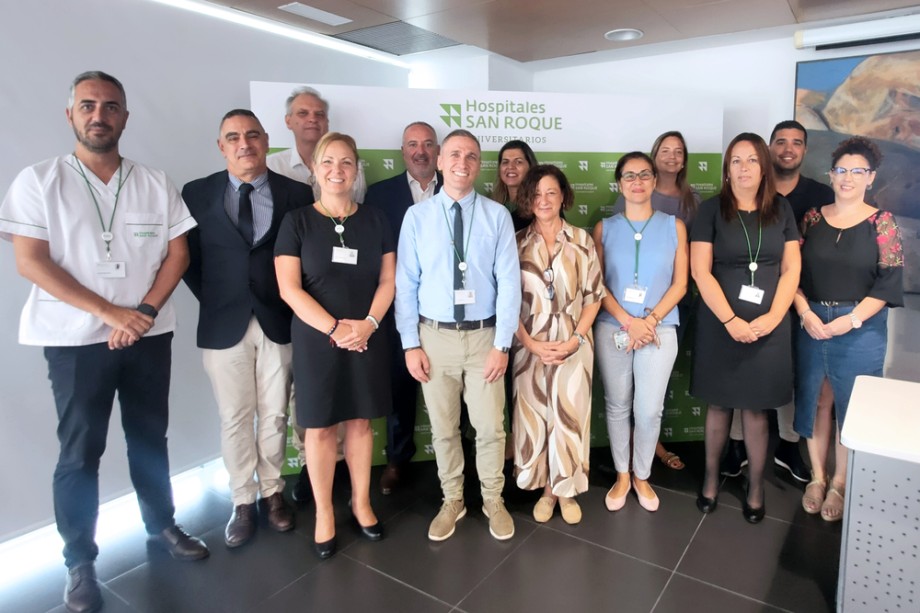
[
  {"xmin": 496, "ymin": 346, "xmax": 510, "ymax": 353},
  {"xmin": 573, "ymin": 332, "xmax": 586, "ymax": 347},
  {"xmin": 849, "ymin": 312, "xmax": 862, "ymax": 329},
  {"xmin": 137, "ymin": 303, "xmax": 158, "ymax": 319}
]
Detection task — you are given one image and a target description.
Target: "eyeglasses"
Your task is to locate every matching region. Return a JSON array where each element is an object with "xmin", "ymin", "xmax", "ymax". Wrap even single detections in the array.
[
  {"xmin": 543, "ymin": 267, "xmax": 555, "ymax": 300},
  {"xmin": 620, "ymin": 170, "xmax": 655, "ymax": 182},
  {"xmin": 830, "ymin": 167, "xmax": 873, "ymax": 177}
]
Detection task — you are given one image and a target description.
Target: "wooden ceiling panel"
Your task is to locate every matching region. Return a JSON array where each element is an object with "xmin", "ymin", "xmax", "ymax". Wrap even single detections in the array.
[
  {"xmin": 212, "ymin": 0, "xmax": 920, "ymax": 62},
  {"xmin": 402, "ymin": 0, "xmax": 684, "ymax": 62},
  {"xmin": 645, "ymin": 0, "xmax": 796, "ymax": 38}
]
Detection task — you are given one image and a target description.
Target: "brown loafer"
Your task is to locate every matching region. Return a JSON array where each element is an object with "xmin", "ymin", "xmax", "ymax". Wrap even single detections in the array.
[
  {"xmin": 149, "ymin": 525, "xmax": 209, "ymax": 560},
  {"xmin": 261, "ymin": 492, "xmax": 295, "ymax": 532},
  {"xmin": 225, "ymin": 503, "xmax": 257, "ymax": 547}
]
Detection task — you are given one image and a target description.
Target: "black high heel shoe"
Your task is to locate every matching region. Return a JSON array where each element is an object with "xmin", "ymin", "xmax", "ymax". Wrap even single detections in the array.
[
  {"xmin": 314, "ymin": 536, "xmax": 337, "ymax": 559},
  {"xmin": 742, "ymin": 489, "xmax": 765, "ymax": 524},
  {"xmin": 352, "ymin": 515, "xmax": 384, "ymax": 541},
  {"xmin": 696, "ymin": 492, "xmax": 718, "ymax": 514}
]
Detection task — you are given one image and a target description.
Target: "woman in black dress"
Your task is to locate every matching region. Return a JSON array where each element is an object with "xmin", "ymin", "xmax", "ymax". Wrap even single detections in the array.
[
  {"xmin": 275, "ymin": 132, "xmax": 395, "ymax": 558},
  {"xmin": 690, "ymin": 133, "xmax": 801, "ymax": 523}
]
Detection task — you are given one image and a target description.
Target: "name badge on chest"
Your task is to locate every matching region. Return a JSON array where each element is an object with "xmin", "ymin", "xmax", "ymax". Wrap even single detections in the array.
[
  {"xmin": 454, "ymin": 289, "xmax": 476, "ymax": 305},
  {"xmin": 96, "ymin": 261, "xmax": 126, "ymax": 278},
  {"xmin": 739, "ymin": 284, "xmax": 764, "ymax": 305},
  {"xmin": 623, "ymin": 284, "xmax": 648, "ymax": 304},
  {"xmin": 332, "ymin": 247, "xmax": 358, "ymax": 265}
]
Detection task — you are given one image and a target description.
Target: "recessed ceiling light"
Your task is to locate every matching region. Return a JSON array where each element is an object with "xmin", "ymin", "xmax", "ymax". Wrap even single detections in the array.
[
  {"xmin": 604, "ymin": 28, "xmax": 643, "ymax": 42},
  {"xmin": 278, "ymin": 2, "xmax": 352, "ymax": 27}
]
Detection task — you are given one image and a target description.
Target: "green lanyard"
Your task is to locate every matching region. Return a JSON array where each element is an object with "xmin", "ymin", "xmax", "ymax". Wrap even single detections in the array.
[
  {"xmin": 317, "ymin": 199, "xmax": 353, "ymax": 248},
  {"xmin": 440, "ymin": 196, "xmax": 477, "ymax": 285},
  {"xmin": 736, "ymin": 210, "xmax": 763, "ymax": 285},
  {"xmin": 622, "ymin": 213, "xmax": 653, "ymax": 286},
  {"xmin": 73, "ymin": 155, "xmax": 131, "ymax": 260}
]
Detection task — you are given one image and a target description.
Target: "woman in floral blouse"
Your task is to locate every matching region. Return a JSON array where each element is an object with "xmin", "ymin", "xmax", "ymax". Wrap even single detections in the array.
[{"xmin": 792, "ymin": 136, "xmax": 904, "ymax": 522}]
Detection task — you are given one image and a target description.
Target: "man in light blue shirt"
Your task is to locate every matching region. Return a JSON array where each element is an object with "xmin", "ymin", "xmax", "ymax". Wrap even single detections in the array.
[{"xmin": 396, "ymin": 129, "xmax": 521, "ymax": 542}]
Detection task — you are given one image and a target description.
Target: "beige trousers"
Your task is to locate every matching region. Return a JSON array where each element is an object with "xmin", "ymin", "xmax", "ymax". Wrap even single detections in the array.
[
  {"xmin": 203, "ymin": 317, "xmax": 292, "ymax": 505},
  {"xmin": 419, "ymin": 324, "xmax": 506, "ymax": 501}
]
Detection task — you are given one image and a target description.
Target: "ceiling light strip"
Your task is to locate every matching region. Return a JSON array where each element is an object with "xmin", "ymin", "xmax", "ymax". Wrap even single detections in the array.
[{"xmin": 143, "ymin": 0, "xmax": 409, "ymax": 68}]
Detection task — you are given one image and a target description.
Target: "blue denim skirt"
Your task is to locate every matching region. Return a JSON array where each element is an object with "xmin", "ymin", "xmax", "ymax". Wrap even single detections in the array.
[{"xmin": 793, "ymin": 301, "xmax": 888, "ymax": 438}]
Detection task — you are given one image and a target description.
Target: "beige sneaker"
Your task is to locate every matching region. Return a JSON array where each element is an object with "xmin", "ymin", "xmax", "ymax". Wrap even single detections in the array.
[
  {"xmin": 428, "ymin": 499, "xmax": 466, "ymax": 541},
  {"xmin": 559, "ymin": 496, "xmax": 582, "ymax": 525},
  {"xmin": 482, "ymin": 498, "xmax": 515, "ymax": 540}
]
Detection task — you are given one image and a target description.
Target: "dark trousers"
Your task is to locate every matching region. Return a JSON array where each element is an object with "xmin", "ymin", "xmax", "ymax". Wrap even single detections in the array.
[
  {"xmin": 45, "ymin": 333, "xmax": 176, "ymax": 568},
  {"xmin": 385, "ymin": 321, "xmax": 418, "ymax": 465}
]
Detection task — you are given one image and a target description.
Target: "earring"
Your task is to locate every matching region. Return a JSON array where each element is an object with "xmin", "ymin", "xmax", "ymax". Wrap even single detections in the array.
[{"xmin": 867, "ymin": 184, "xmax": 873, "ymax": 191}]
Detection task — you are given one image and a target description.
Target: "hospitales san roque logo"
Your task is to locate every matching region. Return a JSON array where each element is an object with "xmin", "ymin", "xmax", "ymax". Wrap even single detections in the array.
[{"xmin": 439, "ymin": 99, "xmax": 563, "ymax": 144}]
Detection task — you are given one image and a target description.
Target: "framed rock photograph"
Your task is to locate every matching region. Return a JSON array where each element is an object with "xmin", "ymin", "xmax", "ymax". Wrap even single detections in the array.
[{"xmin": 796, "ymin": 49, "xmax": 919, "ymax": 293}]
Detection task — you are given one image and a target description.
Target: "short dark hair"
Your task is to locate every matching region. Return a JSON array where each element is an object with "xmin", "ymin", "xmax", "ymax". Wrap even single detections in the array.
[
  {"xmin": 219, "ymin": 109, "xmax": 263, "ymax": 134},
  {"xmin": 614, "ymin": 151, "xmax": 656, "ymax": 182},
  {"xmin": 516, "ymin": 164, "xmax": 575, "ymax": 219},
  {"xmin": 769, "ymin": 120, "xmax": 808, "ymax": 145},
  {"xmin": 442, "ymin": 129, "xmax": 480, "ymax": 152},
  {"xmin": 831, "ymin": 135, "xmax": 883, "ymax": 170},
  {"xmin": 69, "ymin": 71, "xmax": 126, "ymax": 108}
]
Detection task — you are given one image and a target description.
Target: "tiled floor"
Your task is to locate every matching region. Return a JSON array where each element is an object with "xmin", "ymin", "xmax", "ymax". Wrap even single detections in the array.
[{"xmin": 3, "ymin": 441, "xmax": 842, "ymax": 613}]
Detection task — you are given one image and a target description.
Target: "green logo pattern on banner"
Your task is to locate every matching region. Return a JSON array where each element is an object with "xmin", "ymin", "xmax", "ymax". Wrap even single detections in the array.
[{"xmin": 278, "ymin": 146, "xmax": 722, "ymax": 473}]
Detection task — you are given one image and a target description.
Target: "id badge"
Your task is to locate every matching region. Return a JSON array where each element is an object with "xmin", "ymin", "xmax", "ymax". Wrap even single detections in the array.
[
  {"xmin": 331, "ymin": 246, "xmax": 358, "ymax": 265},
  {"xmin": 454, "ymin": 289, "xmax": 476, "ymax": 305},
  {"xmin": 739, "ymin": 284, "xmax": 764, "ymax": 304},
  {"xmin": 623, "ymin": 284, "xmax": 648, "ymax": 304},
  {"xmin": 614, "ymin": 329, "xmax": 630, "ymax": 351},
  {"xmin": 96, "ymin": 261, "xmax": 126, "ymax": 278}
]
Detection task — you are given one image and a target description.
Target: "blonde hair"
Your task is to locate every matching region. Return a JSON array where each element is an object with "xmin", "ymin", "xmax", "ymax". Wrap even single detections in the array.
[{"xmin": 312, "ymin": 132, "xmax": 359, "ymax": 166}]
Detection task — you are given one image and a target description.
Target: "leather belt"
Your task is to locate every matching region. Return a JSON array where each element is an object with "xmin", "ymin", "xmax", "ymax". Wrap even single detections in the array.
[{"xmin": 419, "ymin": 315, "xmax": 496, "ymax": 331}]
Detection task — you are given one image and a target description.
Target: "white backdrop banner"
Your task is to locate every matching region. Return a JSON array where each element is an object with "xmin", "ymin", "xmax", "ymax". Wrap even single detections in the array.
[{"xmin": 251, "ymin": 82, "xmax": 723, "ymax": 467}]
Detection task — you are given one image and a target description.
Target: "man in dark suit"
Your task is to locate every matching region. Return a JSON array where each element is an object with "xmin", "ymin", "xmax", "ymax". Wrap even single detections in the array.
[
  {"xmin": 364, "ymin": 121, "xmax": 441, "ymax": 495},
  {"xmin": 183, "ymin": 109, "xmax": 312, "ymax": 548}
]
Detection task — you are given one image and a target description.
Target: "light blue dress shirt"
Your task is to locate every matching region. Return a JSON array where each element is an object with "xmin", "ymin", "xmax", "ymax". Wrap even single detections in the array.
[
  {"xmin": 225, "ymin": 172, "xmax": 273, "ymax": 242},
  {"xmin": 395, "ymin": 189, "xmax": 521, "ymax": 349}
]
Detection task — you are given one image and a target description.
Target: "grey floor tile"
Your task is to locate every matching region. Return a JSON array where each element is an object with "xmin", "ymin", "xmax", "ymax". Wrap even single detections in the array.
[
  {"xmin": 106, "ymin": 522, "xmax": 317, "ymax": 613},
  {"xmin": 263, "ymin": 554, "xmax": 451, "ymax": 612},
  {"xmin": 543, "ymin": 484, "xmax": 702, "ymax": 569},
  {"xmin": 344, "ymin": 500, "xmax": 537, "ymax": 606},
  {"xmin": 460, "ymin": 527, "xmax": 671, "ymax": 613},
  {"xmin": 678, "ymin": 510, "xmax": 839, "ymax": 613},
  {"xmin": 654, "ymin": 574, "xmax": 789, "ymax": 613}
]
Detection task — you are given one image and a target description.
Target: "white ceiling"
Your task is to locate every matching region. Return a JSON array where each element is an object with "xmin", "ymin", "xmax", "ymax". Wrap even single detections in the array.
[{"xmin": 214, "ymin": 0, "xmax": 920, "ymax": 62}]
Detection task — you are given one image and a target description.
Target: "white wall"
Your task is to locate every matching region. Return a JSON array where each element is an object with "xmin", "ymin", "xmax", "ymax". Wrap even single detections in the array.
[{"xmin": 0, "ymin": 0, "xmax": 407, "ymax": 541}]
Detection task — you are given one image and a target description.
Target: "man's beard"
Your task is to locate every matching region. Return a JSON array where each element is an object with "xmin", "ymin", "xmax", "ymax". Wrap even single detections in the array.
[
  {"xmin": 773, "ymin": 161, "xmax": 801, "ymax": 178},
  {"xmin": 74, "ymin": 123, "xmax": 120, "ymax": 154}
]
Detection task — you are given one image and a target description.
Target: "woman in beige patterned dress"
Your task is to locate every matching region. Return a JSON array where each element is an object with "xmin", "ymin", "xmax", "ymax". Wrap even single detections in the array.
[{"xmin": 512, "ymin": 164, "xmax": 605, "ymax": 525}]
